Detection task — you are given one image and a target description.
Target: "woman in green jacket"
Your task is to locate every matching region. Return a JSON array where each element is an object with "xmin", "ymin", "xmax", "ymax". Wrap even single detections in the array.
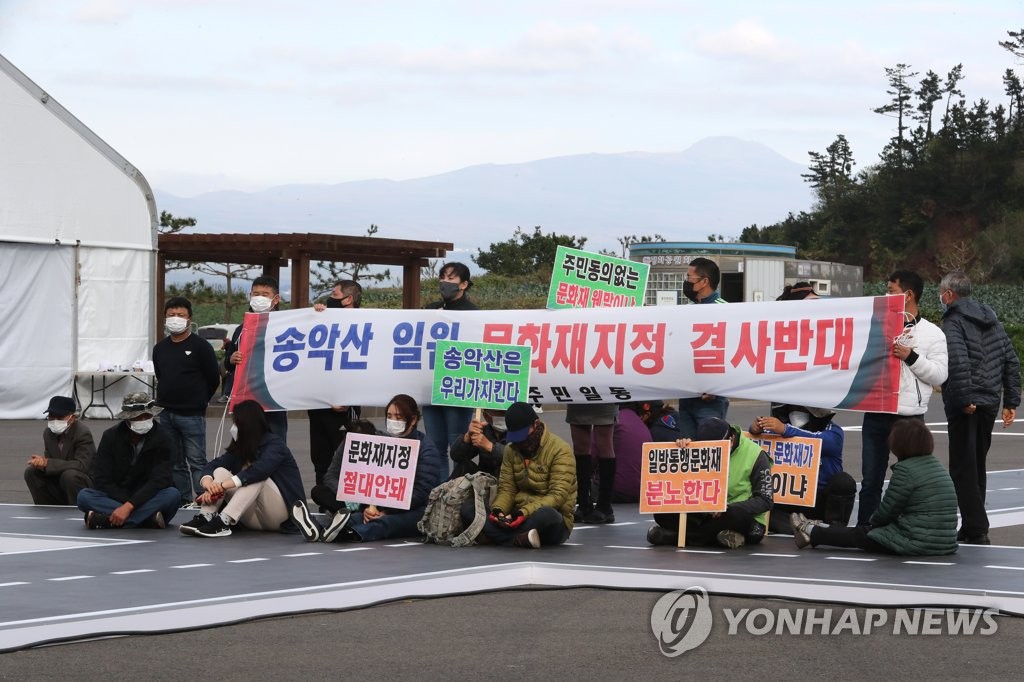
[{"xmin": 792, "ymin": 419, "xmax": 958, "ymax": 555}]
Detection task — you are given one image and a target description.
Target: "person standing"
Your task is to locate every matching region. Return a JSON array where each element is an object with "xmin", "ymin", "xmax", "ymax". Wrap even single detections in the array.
[
  {"xmin": 678, "ymin": 257, "xmax": 729, "ymax": 438},
  {"xmin": 939, "ymin": 270, "xmax": 1020, "ymax": 545},
  {"xmin": 153, "ymin": 296, "xmax": 221, "ymax": 505},
  {"xmin": 24, "ymin": 395, "xmax": 95, "ymax": 505},
  {"xmin": 307, "ymin": 280, "xmax": 363, "ymax": 485},
  {"xmin": 857, "ymin": 270, "xmax": 947, "ymax": 526},
  {"xmin": 568, "ymin": 403, "xmax": 618, "ymax": 523},
  {"xmin": 423, "ymin": 262, "xmax": 478, "ymax": 478}
]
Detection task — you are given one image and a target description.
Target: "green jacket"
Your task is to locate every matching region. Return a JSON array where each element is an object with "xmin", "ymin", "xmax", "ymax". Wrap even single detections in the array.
[
  {"xmin": 868, "ymin": 454, "xmax": 958, "ymax": 555},
  {"xmin": 492, "ymin": 427, "xmax": 577, "ymax": 530}
]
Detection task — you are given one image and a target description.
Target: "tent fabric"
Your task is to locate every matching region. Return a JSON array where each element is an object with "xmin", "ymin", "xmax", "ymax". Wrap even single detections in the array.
[{"xmin": 0, "ymin": 243, "xmax": 75, "ymax": 418}]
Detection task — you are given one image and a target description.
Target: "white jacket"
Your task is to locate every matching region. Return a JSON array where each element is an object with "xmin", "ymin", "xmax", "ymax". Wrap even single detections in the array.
[{"xmin": 896, "ymin": 316, "xmax": 948, "ymax": 415}]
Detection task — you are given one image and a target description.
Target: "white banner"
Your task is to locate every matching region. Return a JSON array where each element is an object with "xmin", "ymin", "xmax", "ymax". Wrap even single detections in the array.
[{"xmin": 231, "ymin": 296, "xmax": 903, "ymax": 412}]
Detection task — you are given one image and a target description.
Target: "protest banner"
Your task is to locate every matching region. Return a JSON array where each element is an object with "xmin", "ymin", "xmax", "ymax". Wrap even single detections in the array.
[
  {"xmin": 747, "ymin": 433, "xmax": 822, "ymax": 507},
  {"xmin": 230, "ymin": 295, "xmax": 904, "ymax": 411},
  {"xmin": 547, "ymin": 245, "xmax": 650, "ymax": 309},
  {"xmin": 430, "ymin": 340, "xmax": 531, "ymax": 409},
  {"xmin": 337, "ymin": 432, "xmax": 420, "ymax": 510}
]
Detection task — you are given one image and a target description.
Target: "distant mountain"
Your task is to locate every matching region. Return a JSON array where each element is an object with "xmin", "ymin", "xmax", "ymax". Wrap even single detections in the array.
[{"xmin": 155, "ymin": 136, "xmax": 813, "ymax": 257}]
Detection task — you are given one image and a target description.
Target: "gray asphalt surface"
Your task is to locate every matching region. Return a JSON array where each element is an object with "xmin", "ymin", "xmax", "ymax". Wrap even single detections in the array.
[{"xmin": 2, "ymin": 400, "xmax": 1022, "ymax": 677}]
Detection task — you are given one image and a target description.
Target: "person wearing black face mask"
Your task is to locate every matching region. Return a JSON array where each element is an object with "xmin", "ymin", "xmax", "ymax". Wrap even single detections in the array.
[
  {"xmin": 423, "ymin": 262, "xmax": 479, "ymax": 479},
  {"xmin": 482, "ymin": 402, "xmax": 576, "ymax": 549},
  {"xmin": 678, "ymin": 257, "xmax": 730, "ymax": 440}
]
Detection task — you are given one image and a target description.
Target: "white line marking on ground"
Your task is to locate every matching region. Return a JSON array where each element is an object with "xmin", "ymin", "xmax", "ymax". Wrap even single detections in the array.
[
  {"xmin": 384, "ymin": 542, "xmax": 421, "ymax": 547},
  {"xmin": 750, "ymin": 553, "xmax": 799, "ymax": 558},
  {"xmin": 675, "ymin": 548, "xmax": 725, "ymax": 554},
  {"xmin": 47, "ymin": 575, "xmax": 93, "ymax": 581},
  {"xmin": 110, "ymin": 569, "xmax": 156, "ymax": 575},
  {"xmin": 607, "ymin": 522, "xmax": 639, "ymax": 527},
  {"xmin": 11, "ymin": 516, "xmax": 48, "ymax": 520},
  {"xmin": 826, "ymin": 556, "xmax": 877, "ymax": 562},
  {"xmin": 605, "ymin": 545, "xmax": 649, "ymax": 550},
  {"xmin": 562, "ymin": 542, "xmax": 582, "ymax": 546},
  {"xmin": 332, "ymin": 547, "xmax": 371, "ymax": 552},
  {"xmin": 227, "ymin": 558, "xmax": 269, "ymax": 563},
  {"xmin": 282, "ymin": 552, "xmax": 322, "ymax": 557},
  {"xmin": 171, "ymin": 563, "xmax": 213, "ymax": 569},
  {"xmin": 0, "ymin": 582, "xmax": 30, "ymax": 587},
  {"xmin": 903, "ymin": 561, "xmax": 955, "ymax": 566},
  {"xmin": 985, "ymin": 565, "xmax": 1024, "ymax": 571}
]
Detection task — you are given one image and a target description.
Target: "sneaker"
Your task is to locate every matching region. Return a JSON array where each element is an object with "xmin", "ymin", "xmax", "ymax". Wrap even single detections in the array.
[
  {"xmin": 646, "ymin": 524, "xmax": 678, "ymax": 546},
  {"xmin": 194, "ymin": 515, "xmax": 232, "ymax": 538},
  {"xmin": 513, "ymin": 528, "xmax": 541, "ymax": 549},
  {"xmin": 291, "ymin": 500, "xmax": 323, "ymax": 542},
  {"xmin": 573, "ymin": 505, "xmax": 592, "ymax": 524},
  {"xmin": 791, "ymin": 512, "xmax": 815, "ymax": 549},
  {"xmin": 180, "ymin": 501, "xmax": 202, "ymax": 511},
  {"xmin": 956, "ymin": 528, "xmax": 967, "ymax": 542},
  {"xmin": 148, "ymin": 511, "xmax": 167, "ymax": 529},
  {"xmin": 584, "ymin": 508, "xmax": 615, "ymax": 524},
  {"xmin": 179, "ymin": 513, "xmax": 212, "ymax": 536},
  {"xmin": 322, "ymin": 510, "xmax": 352, "ymax": 543},
  {"xmin": 961, "ymin": 533, "xmax": 991, "ymax": 545},
  {"xmin": 85, "ymin": 511, "xmax": 110, "ymax": 530},
  {"xmin": 717, "ymin": 529, "xmax": 745, "ymax": 549}
]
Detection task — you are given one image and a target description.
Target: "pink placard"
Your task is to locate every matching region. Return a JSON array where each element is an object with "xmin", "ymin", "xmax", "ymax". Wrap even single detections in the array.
[{"xmin": 337, "ymin": 433, "xmax": 420, "ymax": 510}]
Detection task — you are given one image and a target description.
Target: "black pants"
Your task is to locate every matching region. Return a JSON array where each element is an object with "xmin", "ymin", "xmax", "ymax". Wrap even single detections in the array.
[
  {"xmin": 307, "ymin": 408, "xmax": 354, "ymax": 486},
  {"xmin": 769, "ymin": 471, "xmax": 857, "ymax": 534},
  {"xmin": 947, "ymin": 404, "xmax": 998, "ymax": 536},
  {"xmin": 24, "ymin": 467, "xmax": 92, "ymax": 506},
  {"xmin": 310, "ymin": 484, "xmax": 347, "ymax": 514},
  {"xmin": 482, "ymin": 506, "xmax": 570, "ymax": 546},
  {"xmin": 654, "ymin": 507, "xmax": 766, "ymax": 547},
  {"xmin": 810, "ymin": 524, "xmax": 893, "ymax": 554}
]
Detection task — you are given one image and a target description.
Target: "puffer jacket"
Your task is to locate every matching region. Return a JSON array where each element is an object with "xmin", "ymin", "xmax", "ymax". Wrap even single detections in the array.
[
  {"xmin": 867, "ymin": 454, "xmax": 958, "ymax": 555},
  {"xmin": 941, "ymin": 297, "xmax": 1021, "ymax": 415},
  {"xmin": 896, "ymin": 316, "xmax": 947, "ymax": 415},
  {"xmin": 492, "ymin": 426, "xmax": 577, "ymax": 530}
]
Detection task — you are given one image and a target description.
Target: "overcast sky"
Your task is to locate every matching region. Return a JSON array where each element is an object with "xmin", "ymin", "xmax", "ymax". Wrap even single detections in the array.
[{"xmin": 3, "ymin": 1, "xmax": 1022, "ymax": 197}]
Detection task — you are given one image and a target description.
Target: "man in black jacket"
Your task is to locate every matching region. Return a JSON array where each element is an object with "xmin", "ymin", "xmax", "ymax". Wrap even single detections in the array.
[
  {"xmin": 940, "ymin": 271, "xmax": 1021, "ymax": 545},
  {"xmin": 76, "ymin": 392, "xmax": 180, "ymax": 529},
  {"xmin": 24, "ymin": 395, "xmax": 95, "ymax": 505}
]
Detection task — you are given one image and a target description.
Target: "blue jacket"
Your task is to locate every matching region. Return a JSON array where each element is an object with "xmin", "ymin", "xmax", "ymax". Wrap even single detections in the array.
[
  {"xmin": 778, "ymin": 422, "xmax": 845, "ymax": 492},
  {"xmin": 379, "ymin": 428, "xmax": 445, "ymax": 514},
  {"xmin": 202, "ymin": 431, "xmax": 305, "ymax": 531}
]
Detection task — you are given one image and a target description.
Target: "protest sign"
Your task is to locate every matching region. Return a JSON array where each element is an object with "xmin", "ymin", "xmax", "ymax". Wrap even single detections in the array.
[
  {"xmin": 338, "ymin": 432, "xmax": 420, "ymax": 509},
  {"xmin": 639, "ymin": 440, "xmax": 730, "ymax": 514},
  {"xmin": 747, "ymin": 433, "xmax": 822, "ymax": 507},
  {"xmin": 547, "ymin": 245, "xmax": 650, "ymax": 309},
  {"xmin": 430, "ymin": 341, "xmax": 531, "ymax": 409}
]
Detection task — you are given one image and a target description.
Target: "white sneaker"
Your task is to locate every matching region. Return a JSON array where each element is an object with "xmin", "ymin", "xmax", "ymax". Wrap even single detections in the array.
[
  {"xmin": 322, "ymin": 510, "xmax": 352, "ymax": 543},
  {"xmin": 791, "ymin": 512, "xmax": 818, "ymax": 549}
]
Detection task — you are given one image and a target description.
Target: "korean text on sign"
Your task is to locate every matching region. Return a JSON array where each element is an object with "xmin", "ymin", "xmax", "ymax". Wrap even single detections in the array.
[
  {"xmin": 337, "ymin": 433, "xmax": 421, "ymax": 509},
  {"xmin": 547, "ymin": 245, "xmax": 650, "ymax": 309},
  {"xmin": 638, "ymin": 440, "xmax": 730, "ymax": 514},
  {"xmin": 747, "ymin": 433, "xmax": 821, "ymax": 507},
  {"xmin": 431, "ymin": 341, "xmax": 532, "ymax": 410}
]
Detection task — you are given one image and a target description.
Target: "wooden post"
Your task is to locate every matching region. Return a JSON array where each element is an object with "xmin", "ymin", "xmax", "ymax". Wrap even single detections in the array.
[{"xmin": 676, "ymin": 513, "xmax": 687, "ymax": 547}]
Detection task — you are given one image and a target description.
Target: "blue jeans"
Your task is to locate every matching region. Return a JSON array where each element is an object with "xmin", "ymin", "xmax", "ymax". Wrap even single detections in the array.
[
  {"xmin": 482, "ymin": 506, "xmax": 570, "ymax": 546},
  {"xmin": 160, "ymin": 411, "xmax": 208, "ymax": 502},
  {"xmin": 677, "ymin": 396, "xmax": 730, "ymax": 439},
  {"xmin": 76, "ymin": 487, "xmax": 180, "ymax": 527},
  {"xmin": 422, "ymin": 405, "xmax": 472, "ymax": 479},
  {"xmin": 349, "ymin": 509, "xmax": 425, "ymax": 542},
  {"xmin": 859, "ymin": 413, "xmax": 923, "ymax": 525}
]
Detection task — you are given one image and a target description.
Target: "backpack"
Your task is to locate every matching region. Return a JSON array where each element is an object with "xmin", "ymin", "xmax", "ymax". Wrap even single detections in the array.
[{"xmin": 418, "ymin": 472, "xmax": 498, "ymax": 547}]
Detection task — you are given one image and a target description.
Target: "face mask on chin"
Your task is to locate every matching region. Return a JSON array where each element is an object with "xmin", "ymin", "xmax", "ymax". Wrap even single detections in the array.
[
  {"xmin": 165, "ymin": 317, "xmax": 189, "ymax": 335},
  {"xmin": 129, "ymin": 418, "xmax": 154, "ymax": 435},
  {"xmin": 249, "ymin": 295, "xmax": 274, "ymax": 313},
  {"xmin": 439, "ymin": 281, "xmax": 462, "ymax": 301},
  {"xmin": 47, "ymin": 418, "xmax": 70, "ymax": 435}
]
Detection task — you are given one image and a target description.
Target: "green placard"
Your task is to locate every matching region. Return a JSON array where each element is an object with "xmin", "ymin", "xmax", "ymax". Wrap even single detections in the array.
[
  {"xmin": 430, "ymin": 340, "xmax": 532, "ymax": 409},
  {"xmin": 546, "ymin": 245, "xmax": 650, "ymax": 309}
]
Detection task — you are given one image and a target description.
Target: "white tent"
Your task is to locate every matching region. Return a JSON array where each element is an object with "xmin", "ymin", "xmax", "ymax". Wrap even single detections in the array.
[{"xmin": 0, "ymin": 54, "xmax": 157, "ymax": 419}]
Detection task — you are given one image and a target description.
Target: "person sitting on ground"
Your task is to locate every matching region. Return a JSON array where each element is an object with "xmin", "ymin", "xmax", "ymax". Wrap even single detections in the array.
[
  {"xmin": 596, "ymin": 401, "xmax": 657, "ymax": 504},
  {"xmin": 179, "ymin": 399, "xmax": 305, "ymax": 538},
  {"xmin": 291, "ymin": 418, "xmax": 378, "ymax": 542},
  {"xmin": 77, "ymin": 392, "xmax": 179, "ymax": 529},
  {"xmin": 292, "ymin": 394, "xmax": 445, "ymax": 543},
  {"xmin": 748, "ymin": 404, "xmax": 856, "ymax": 534},
  {"xmin": 25, "ymin": 395, "xmax": 95, "ymax": 505},
  {"xmin": 647, "ymin": 417, "xmax": 773, "ymax": 549},
  {"xmin": 476, "ymin": 402, "xmax": 576, "ymax": 549},
  {"xmin": 792, "ymin": 419, "xmax": 958, "ymax": 555},
  {"xmin": 450, "ymin": 408, "xmax": 508, "ymax": 479}
]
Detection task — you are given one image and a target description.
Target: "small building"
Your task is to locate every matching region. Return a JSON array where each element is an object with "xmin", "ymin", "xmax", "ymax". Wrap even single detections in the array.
[{"xmin": 628, "ymin": 242, "xmax": 862, "ymax": 305}]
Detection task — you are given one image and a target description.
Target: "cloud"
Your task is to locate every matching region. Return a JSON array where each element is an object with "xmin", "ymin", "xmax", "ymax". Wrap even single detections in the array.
[
  {"xmin": 71, "ymin": 0, "xmax": 132, "ymax": 24},
  {"xmin": 695, "ymin": 19, "xmax": 795, "ymax": 63}
]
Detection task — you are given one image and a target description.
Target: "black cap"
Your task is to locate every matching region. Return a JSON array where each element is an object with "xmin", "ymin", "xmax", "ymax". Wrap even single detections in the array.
[
  {"xmin": 695, "ymin": 417, "xmax": 731, "ymax": 442},
  {"xmin": 45, "ymin": 396, "xmax": 76, "ymax": 418},
  {"xmin": 504, "ymin": 402, "xmax": 539, "ymax": 443}
]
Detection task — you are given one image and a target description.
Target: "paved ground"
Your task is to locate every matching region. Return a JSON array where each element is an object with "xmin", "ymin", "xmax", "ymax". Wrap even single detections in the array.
[{"xmin": 2, "ymin": 400, "xmax": 1022, "ymax": 676}]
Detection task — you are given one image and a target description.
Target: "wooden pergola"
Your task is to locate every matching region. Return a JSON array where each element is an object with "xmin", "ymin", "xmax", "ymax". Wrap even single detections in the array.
[{"xmin": 157, "ymin": 232, "xmax": 453, "ymax": 325}]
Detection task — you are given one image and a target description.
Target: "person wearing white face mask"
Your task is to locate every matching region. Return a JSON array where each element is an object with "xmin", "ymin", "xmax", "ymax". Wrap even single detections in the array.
[
  {"xmin": 222, "ymin": 276, "xmax": 289, "ymax": 440},
  {"xmin": 152, "ymin": 296, "xmax": 222, "ymax": 506},
  {"xmin": 24, "ymin": 395, "xmax": 96, "ymax": 505},
  {"xmin": 76, "ymin": 392, "xmax": 180, "ymax": 529},
  {"xmin": 291, "ymin": 394, "xmax": 445, "ymax": 543}
]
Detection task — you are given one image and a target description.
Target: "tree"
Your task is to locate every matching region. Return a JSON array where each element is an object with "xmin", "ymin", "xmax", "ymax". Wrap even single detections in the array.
[
  {"xmin": 1003, "ymin": 69, "xmax": 1023, "ymax": 128},
  {"xmin": 600, "ymin": 234, "xmax": 666, "ymax": 258},
  {"xmin": 915, "ymin": 70, "xmax": 943, "ymax": 138},
  {"xmin": 191, "ymin": 262, "xmax": 260, "ymax": 321},
  {"xmin": 942, "ymin": 63, "xmax": 965, "ymax": 127},
  {"xmin": 874, "ymin": 63, "xmax": 919, "ymax": 167},
  {"xmin": 998, "ymin": 28, "xmax": 1024, "ymax": 60},
  {"xmin": 158, "ymin": 210, "xmax": 197, "ymax": 234},
  {"xmin": 310, "ymin": 224, "xmax": 392, "ymax": 298},
  {"xmin": 473, "ymin": 226, "xmax": 587, "ymax": 277},
  {"xmin": 802, "ymin": 134, "xmax": 857, "ymax": 206}
]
